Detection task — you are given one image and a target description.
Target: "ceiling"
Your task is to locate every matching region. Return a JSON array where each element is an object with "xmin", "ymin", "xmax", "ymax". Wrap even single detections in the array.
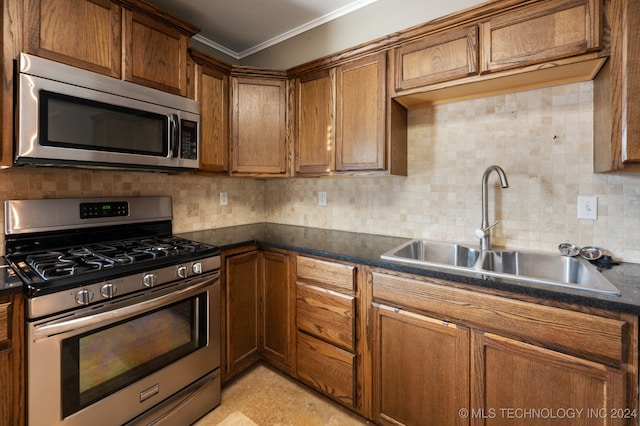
[{"xmin": 145, "ymin": 0, "xmax": 378, "ymax": 60}]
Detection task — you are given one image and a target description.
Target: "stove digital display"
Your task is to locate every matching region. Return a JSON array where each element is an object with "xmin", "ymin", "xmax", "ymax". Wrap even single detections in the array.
[{"xmin": 80, "ymin": 202, "xmax": 129, "ymax": 219}]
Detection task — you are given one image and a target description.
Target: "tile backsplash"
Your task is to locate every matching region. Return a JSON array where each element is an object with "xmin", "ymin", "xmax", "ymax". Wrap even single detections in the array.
[
  {"xmin": 1, "ymin": 81, "xmax": 639, "ymax": 262},
  {"xmin": 0, "ymin": 169, "xmax": 265, "ymax": 255},
  {"xmin": 265, "ymin": 82, "xmax": 640, "ymax": 263}
]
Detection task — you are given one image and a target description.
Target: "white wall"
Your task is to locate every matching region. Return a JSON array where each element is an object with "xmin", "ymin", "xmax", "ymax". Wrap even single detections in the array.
[{"xmin": 241, "ymin": 0, "xmax": 486, "ymax": 69}]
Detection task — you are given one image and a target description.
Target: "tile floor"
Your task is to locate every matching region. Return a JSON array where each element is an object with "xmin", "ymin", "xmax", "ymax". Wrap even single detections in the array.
[{"xmin": 195, "ymin": 364, "xmax": 370, "ymax": 426}]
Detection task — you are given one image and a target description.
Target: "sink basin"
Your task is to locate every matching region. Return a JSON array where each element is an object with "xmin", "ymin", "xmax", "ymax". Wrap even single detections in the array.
[
  {"xmin": 381, "ymin": 239, "xmax": 620, "ymax": 296},
  {"xmin": 381, "ymin": 239, "xmax": 480, "ymax": 268}
]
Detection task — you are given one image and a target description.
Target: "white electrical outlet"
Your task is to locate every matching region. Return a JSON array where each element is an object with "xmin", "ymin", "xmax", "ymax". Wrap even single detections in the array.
[
  {"xmin": 577, "ymin": 196, "xmax": 597, "ymax": 220},
  {"xmin": 318, "ymin": 191, "xmax": 327, "ymax": 207},
  {"xmin": 220, "ymin": 192, "xmax": 228, "ymax": 206}
]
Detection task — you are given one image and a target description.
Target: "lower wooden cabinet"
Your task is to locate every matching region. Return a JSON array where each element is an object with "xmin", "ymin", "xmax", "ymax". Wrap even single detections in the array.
[
  {"xmin": 372, "ymin": 304, "xmax": 470, "ymax": 426},
  {"xmin": 472, "ymin": 331, "xmax": 627, "ymax": 426},
  {"xmin": 297, "ymin": 332, "xmax": 356, "ymax": 407},
  {"xmin": 223, "ymin": 248, "xmax": 294, "ymax": 381},
  {"xmin": 370, "ymin": 270, "xmax": 638, "ymax": 426},
  {"xmin": 223, "ymin": 250, "xmax": 637, "ymax": 426},
  {"xmin": 0, "ymin": 291, "xmax": 25, "ymax": 426},
  {"xmin": 294, "ymin": 255, "xmax": 364, "ymax": 411},
  {"xmin": 259, "ymin": 250, "xmax": 294, "ymax": 373},
  {"xmin": 223, "ymin": 248, "xmax": 260, "ymax": 381}
]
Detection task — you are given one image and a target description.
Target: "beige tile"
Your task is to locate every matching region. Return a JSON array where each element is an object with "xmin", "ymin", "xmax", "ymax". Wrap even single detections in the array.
[{"xmin": 195, "ymin": 364, "xmax": 369, "ymax": 426}]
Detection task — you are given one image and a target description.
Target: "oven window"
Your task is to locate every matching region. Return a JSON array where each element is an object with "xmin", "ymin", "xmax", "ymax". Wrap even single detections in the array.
[
  {"xmin": 40, "ymin": 91, "xmax": 168, "ymax": 156},
  {"xmin": 61, "ymin": 294, "xmax": 207, "ymax": 417}
]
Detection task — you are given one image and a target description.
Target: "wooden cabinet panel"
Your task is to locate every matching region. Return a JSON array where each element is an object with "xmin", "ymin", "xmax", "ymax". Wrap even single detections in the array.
[
  {"xmin": 372, "ymin": 304, "xmax": 470, "ymax": 426},
  {"xmin": 594, "ymin": 0, "xmax": 640, "ymax": 172},
  {"xmin": 123, "ymin": 9, "xmax": 189, "ymax": 95},
  {"xmin": 295, "ymin": 69, "xmax": 335, "ymax": 174},
  {"xmin": 259, "ymin": 250, "xmax": 293, "ymax": 372},
  {"xmin": 0, "ymin": 292, "xmax": 25, "ymax": 426},
  {"xmin": 394, "ymin": 25, "xmax": 478, "ymax": 91},
  {"xmin": 225, "ymin": 250, "xmax": 260, "ymax": 378},
  {"xmin": 192, "ymin": 52, "xmax": 230, "ymax": 173},
  {"xmin": 471, "ymin": 331, "xmax": 626, "ymax": 426},
  {"xmin": 480, "ymin": 0, "xmax": 601, "ymax": 73},
  {"xmin": 25, "ymin": 0, "xmax": 122, "ymax": 77},
  {"xmin": 336, "ymin": 52, "xmax": 386, "ymax": 171},
  {"xmin": 297, "ymin": 255, "xmax": 355, "ymax": 292},
  {"xmin": 296, "ymin": 283, "xmax": 355, "ymax": 351},
  {"xmin": 372, "ymin": 271, "xmax": 626, "ymax": 365},
  {"xmin": 231, "ymin": 76, "xmax": 288, "ymax": 175},
  {"xmin": 297, "ymin": 332, "xmax": 356, "ymax": 408}
]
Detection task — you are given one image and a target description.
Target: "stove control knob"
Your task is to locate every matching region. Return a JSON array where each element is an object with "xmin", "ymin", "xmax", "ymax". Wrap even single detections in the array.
[
  {"xmin": 177, "ymin": 266, "xmax": 188, "ymax": 279},
  {"xmin": 192, "ymin": 262, "xmax": 203, "ymax": 275},
  {"xmin": 143, "ymin": 273, "xmax": 157, "ymax": 287},
  {"xmin": 75, "ymin": 289, "xmax": 94, "ymax": 305},
  {"xmin": 100, "ymin": 283, "xmax": 117, "ymax": 298}
]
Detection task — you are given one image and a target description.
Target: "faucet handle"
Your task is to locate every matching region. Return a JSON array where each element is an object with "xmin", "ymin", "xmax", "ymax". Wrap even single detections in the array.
[{"xmin": 474, "ymin": 221, "xmax": 499, "ymax": 239}]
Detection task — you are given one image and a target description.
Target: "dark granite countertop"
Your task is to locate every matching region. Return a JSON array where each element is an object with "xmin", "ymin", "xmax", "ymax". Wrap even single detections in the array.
[{"xmin": 179, "ymin": 223, "xmax": 640, "ymax": 316}]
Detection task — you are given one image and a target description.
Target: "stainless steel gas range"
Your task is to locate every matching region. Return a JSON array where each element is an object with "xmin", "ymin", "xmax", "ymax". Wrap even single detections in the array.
[{"xmin": 4, "ymin": 197, "xmax": 221, "ymax": 426}]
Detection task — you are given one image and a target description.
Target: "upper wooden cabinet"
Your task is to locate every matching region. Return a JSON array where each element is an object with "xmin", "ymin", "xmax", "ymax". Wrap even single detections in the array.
[
  {"xmin": 231, "ymin": 70, "xmax": 289, "ymax": 176},
  {"xmin": 594, "ymin": 0, "xmax": 640, "ymax": 172},
  {"xmin": 480, "ymin": 0, "xmax": 602, "ymax": 74},
  {"xmin": 122, "ymin": 6, "xmax": 192, "ymax": 96},
  {"xmin": 295, "ymin": 69, "xmax": 335, "ymax": 175},
  {"xmin": 24, "ymin": 0, "xmax": 122, "ymax": 77},
  {"xmin": 336, "ymin": 53, "xmax": 387, "ymax": 172},
  {"xmin": 294, "ymin": 52, "xmax": 407, "ymax": 176},
  {"xmin": 393, "ymin": 25, "xmax": 478, "ymax": 91},
  {"xmin": 190, "ymin": 50, "xmax": 231, "ymax": 174},
  {"xmin": 391, "ymin": 0, "xmax": 605, "ymax": 107},
  {"xmin": 23, "ymin": 0, "xmax": 198, "ymax": 95}
]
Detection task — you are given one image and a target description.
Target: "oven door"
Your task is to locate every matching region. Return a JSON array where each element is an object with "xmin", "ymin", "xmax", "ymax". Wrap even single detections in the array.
[{"xmin": 27, "ymin": 272, "xmax": 220, "ymax": 426}]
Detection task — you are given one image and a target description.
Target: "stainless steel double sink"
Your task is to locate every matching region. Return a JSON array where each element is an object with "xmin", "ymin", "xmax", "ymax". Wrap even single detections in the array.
[{"xmin": 381, "ymin": 239, "xmax": 621, "ymax": 296}]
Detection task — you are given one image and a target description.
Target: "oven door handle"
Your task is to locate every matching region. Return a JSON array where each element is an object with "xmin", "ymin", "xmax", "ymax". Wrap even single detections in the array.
[{"xmin": 32, "ymin": 272, "xmax": 219, "ymax": 339}]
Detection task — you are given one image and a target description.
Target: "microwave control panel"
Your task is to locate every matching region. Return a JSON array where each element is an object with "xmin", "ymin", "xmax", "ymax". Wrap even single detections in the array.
[{"xmin": 180, "ymin": 120, "xmax": 198, "ymax": 160}]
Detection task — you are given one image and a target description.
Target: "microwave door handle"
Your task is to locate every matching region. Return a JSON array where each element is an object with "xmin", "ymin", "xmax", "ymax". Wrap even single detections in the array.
[{"xmin": 169, "ymin": 114, "xmax": 179, "ymax": 158}]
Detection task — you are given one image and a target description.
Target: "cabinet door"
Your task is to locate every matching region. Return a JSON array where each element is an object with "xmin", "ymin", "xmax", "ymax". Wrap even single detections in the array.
[
  {"xmin": 471, "ymin": 331, "xmax": 626, "ymax": 426},
  {"xmin": 231, "ymin": 77, "xmax": 288, "ymax": 175},
  {"xmin": 480, "ymin": 0, "xmax": 601, "ymax": 73},
  {"xmin": 0, "ymin": 292, "xmax": 25, "ymax": 426},
  {"xmin": 336, "ymin": 52, "xmax": 386, "ymax": 171},
  {"xmin": 197, "ymin": 63, "xmax": 229, "ymax": 173},
  {"xmin": 372, "ymin": 303, "xmax": 470, "ymax": 426},
  {"xmin": 295, "ymin": 69, "xmax": 335, "ymax": 175},
  {"xmin": 123, "ymin": 9, "xmax": 189, "ymax": 96},
  {"xmin": 24, "ymin": 0, "xmax": 122, "ymax": 77},
  {"xmin": 259, "ymin": 250, "xmax": 293, "ymax": 373},
  {"xmin": 225, "ymin": 251, "xmax": 260, "ymax": 378},
  {"xmin": 394, "ymin": 25, "xmax": 478, "ymax": 91}
]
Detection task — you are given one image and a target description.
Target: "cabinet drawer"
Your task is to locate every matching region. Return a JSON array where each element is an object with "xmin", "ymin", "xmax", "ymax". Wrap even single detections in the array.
[
  {"xmin": 394, "ymin": 25, "xmax": 478, "ymax": 91},
  {"xmin": 297, "ymin": 283, "xmax": 355, "ymax": 351},
  {"xmin": 480, "ymin": 0, "xmax": 601, "ymax": 73},
  {"xmin": 297, "ymin": 256, "xmax": 356, "ymax": 292},
  {"xmin": 296, "ymin": 332, "xmax": 355, "ymax": 407},
  {"xmin": 371, "ymin": 271, "xmax": 627, "ymax": 365}
]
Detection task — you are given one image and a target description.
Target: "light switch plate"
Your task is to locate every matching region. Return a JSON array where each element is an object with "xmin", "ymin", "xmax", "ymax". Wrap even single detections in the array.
[
  {"xmin": 577, "ymin": 196, "xmax": 597, "ymax": 219},
  {"xmin": 318, "ymin": 191, "xmax": 327, "ymax": 207},
  {"xmin": 220, "ymin": 192, "xmax": 228, "ymax": 206}
]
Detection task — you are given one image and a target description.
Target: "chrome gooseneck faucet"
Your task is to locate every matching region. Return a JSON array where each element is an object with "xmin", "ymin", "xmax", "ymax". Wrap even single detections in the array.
[{"xmin": 475, "ymin": 165, "xmax": 509, "ymax": 250}]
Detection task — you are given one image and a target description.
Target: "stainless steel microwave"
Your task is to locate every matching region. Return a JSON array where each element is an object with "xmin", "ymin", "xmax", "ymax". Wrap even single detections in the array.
[{"xmin": 14, "ymin": 53, "xmax": 200, "ymax": 171}]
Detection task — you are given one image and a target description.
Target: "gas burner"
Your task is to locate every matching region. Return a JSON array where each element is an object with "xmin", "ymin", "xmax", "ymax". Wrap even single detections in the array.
[{"xmin": 21, "ymin": 236, "xmax": 216, "ymax": 282}]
